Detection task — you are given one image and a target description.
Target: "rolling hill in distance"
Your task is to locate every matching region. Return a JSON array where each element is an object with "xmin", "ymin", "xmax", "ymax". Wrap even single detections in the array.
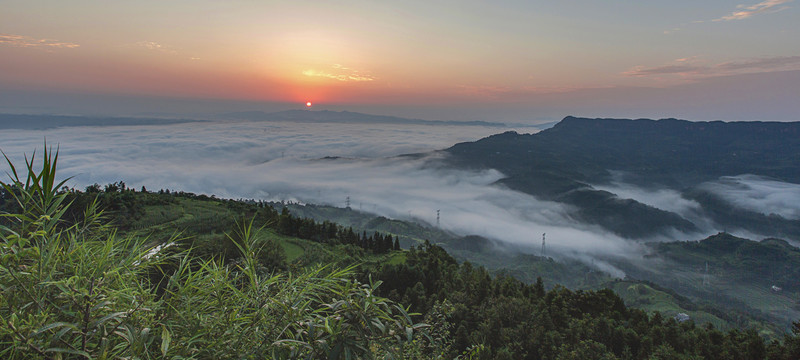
[{"xmin": 444, "ymin": 116, "xmax": 800, "ymax": 241}]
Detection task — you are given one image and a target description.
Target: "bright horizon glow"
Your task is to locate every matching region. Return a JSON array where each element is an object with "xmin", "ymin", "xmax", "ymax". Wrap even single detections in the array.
[{"xmin": 1, "ymin": 1, "xmax": 799, "ymax": 121}]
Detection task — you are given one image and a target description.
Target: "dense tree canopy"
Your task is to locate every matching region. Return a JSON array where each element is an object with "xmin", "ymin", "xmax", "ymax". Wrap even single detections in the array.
[{"xmin": 2, "ymin": 149, "xmax": 799, "ymax": 359}]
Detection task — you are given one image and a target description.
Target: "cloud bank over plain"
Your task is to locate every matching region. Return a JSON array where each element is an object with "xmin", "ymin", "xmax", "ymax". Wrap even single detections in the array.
[
  {"xmin": 0, "ymin": 119, "xmax": 529, "ymax": 195},
  {"xmin": 3, "ymin": 119, "xmax": 798, "ymax": 275},
  {"xmin": 0, "ymin": 120, "xmax": 634, "ymax": 263}
]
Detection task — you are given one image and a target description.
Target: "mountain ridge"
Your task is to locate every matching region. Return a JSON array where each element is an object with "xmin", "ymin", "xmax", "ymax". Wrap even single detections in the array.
[
  {"xmin": 218, "ymin": 109, "xmax": 507, "ymax": 127},
  {"xmin": 444, "ymin": 116, "xmax": 800, "ymax": 240},
  {"xmin": 0, "ymin": 113, "xmax": 201, "ymax": 130}
]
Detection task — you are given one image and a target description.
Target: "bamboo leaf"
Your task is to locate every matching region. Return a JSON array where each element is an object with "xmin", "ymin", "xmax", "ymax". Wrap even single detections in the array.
[
  {"xmin": 160, "ymin": 325, "xmax": 171, "ymax": 357},
  {"xmin": 45, "ymin": 347, "xmax": 91, "ymax": 359},
  {"xmin": 35, "ymin": 322, "xmax": 78, "ymax": 335},
  {"xmin": 94, "ymin": 311, "xmax": 128, "ymax": 327}
]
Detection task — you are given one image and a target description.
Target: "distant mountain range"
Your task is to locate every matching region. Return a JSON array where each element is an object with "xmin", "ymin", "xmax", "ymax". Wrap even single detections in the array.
[
  {"xmin": 0, "ymin": 110, "xmax": 514, "ymax": 129},
  {"xmin": 218, "ymin": 109, "xmax": 507, "ymax": 127},
  {"xmin": 0, "ymin": 113, "xmax": 201, "ymax": 130},
  {"xmin": 444, "ymin": 116, "xmax": 800, "ymax": 240}
]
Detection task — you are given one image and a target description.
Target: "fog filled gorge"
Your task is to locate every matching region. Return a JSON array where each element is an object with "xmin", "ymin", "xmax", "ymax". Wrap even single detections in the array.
[
  {"xmin": 699, "ymin": 175, "xmax": 800, "ymax": 221},
  {"xmin": 3, "ymin": 117, "xmax": 800, "ymax": 277}
]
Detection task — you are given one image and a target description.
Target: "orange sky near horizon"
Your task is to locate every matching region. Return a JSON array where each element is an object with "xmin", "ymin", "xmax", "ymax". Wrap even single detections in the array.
[{"xmin": 1, "ymin": 1, "xmax": 799, "ymax": 120}]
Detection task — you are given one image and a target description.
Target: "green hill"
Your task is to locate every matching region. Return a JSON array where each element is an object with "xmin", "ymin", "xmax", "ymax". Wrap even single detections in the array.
[
  {"xmin": 444, "ymin": 117, "xmax": 800, "ymax": 240},
  {"xmin": 3, "ymin": 150, "xmax": 800, "ymax": 359}
]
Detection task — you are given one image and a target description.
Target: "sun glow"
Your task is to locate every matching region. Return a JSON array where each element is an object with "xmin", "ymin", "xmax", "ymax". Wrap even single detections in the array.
[{"xmin": 306, "ymin": 101, "xmax": 312, "ymax": 107}]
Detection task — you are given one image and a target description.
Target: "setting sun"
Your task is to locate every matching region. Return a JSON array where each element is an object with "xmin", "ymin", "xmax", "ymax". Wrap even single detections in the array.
[{"xmin": 306, "ymin": 101, "xmax": 312, "ymax": 107}]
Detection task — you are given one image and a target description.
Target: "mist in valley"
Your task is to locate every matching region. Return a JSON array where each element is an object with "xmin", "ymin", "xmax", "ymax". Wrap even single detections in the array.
[{"xmin": 2, "ymin": 117, "xmax": 799, "ymax": 277}]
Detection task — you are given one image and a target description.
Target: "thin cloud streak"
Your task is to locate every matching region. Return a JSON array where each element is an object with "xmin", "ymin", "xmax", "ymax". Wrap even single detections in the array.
[
  {"xmin": 718, "ymin": 56, "xmax": 800, "ymax": 71},
  {"xmin": 0, "ymin": 34, "xmax": 80, "ymax": 49},
  {"xmin": 135, "ymin": 41, "xmax": 178, "ymax": 54},
  {"xmin": 714, "ymin": 0, "xmax": 793, "ymax": 21},
  {"xmin": 624, "ymin": 55, "xmax": 800, "ymax": 80},
  {"xmin": 302, "ymin": 64, "xmax": 375, "ymax": 82},
  {"xmin": 624, "ymin": 65, "xmax": 707, "ymax": 77}
]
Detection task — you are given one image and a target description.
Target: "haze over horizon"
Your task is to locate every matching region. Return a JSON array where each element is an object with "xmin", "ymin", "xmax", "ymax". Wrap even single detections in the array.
[{"xmin": 2, "ymin": 1, "xmax": 799, "ymax": 122}]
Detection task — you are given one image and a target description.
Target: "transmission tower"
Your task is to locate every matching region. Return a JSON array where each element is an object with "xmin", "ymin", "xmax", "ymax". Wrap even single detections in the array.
[
  {"xmin": 436, "ymin": 210, "xmax": 440, "ymax": 227},
  {"xmin": 541, "ymin": 233, "xmax": 546, "ymax": 257},
  {"xmin": 345, "ymin": 196, "xmax": 351, "ymax": 209},
  {"xmin": 702, "ymin": 262, "xmax": 709, "ymax": 286}
]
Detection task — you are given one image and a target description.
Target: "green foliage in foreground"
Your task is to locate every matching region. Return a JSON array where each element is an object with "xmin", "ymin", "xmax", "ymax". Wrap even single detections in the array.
[
  {"xmin": 4, "ymin": 147, "xmax": 800, "ymax": 359},
  {"xmin": 0, "ymin": 149, "xmax": 425, "ymax": 359},
  {"xmin": 371, "ymin": 243, "xmax": 800, "ymax": 359}
]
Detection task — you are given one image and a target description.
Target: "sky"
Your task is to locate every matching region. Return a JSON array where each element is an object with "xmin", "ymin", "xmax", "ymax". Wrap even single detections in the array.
[{"xmin": 1, "ymin": 1, "xmax": 799, "ymax": 122}]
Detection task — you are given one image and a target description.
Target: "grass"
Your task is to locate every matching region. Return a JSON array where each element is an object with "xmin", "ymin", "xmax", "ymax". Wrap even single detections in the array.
[
  {"xmin": 280, "ymin": 203, "xmax": 443, "ymax": 248},
  {"xmin": 267, "ymin": 232, "xmax": 306, "ymax": 261},
  {"xmin": 385, "ymin": 252, "xmax": 407, "ymax": 265},
  {"xmin": 608, "ymin": 281, "xmax": 729, "ymax": 329},
  {"xmin": 118, "ymin": 196, "xmax": 415, "ymax": 271}
]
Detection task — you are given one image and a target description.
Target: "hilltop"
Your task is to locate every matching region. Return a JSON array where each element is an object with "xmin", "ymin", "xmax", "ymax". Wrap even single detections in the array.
[
  {"xmin": 448, "ymin": 116, "xmax": 800, "ymax": 185},
  {"xmin": 444, "ymin": 116, "xmax": 800, "ymax": 240}
]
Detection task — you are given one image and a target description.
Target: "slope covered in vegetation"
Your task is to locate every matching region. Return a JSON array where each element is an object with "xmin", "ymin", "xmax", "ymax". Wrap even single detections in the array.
[
  {"xmin": 2, "ymin": 149, "xmax": 800, "ymax": 359},
  {"xmin": 444, "ymin": 117, "xmax": 800, "ymax": 240},
  {"xmin": 0, "ymin": 150, "xmax": 422, "ymax": 359}
]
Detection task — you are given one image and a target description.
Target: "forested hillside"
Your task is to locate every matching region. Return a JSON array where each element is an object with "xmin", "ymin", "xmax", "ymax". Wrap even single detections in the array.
[
  {"xmin": 444, "ymin": 117, "xmax": 800, "ymax": 241},
  {"xmin": 447, "ymin": 117, "xmax": 800, "ymax": 186},
  {"xmin": 2, "ymin": 151, "xmax": 800, "ymax": 359}
]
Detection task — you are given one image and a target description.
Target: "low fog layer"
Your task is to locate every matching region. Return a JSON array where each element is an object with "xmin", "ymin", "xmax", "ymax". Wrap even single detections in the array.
[
  {"xmin": 0, "ymin": 119, "xmax": 526, "ymax": 175},
  {"xmin": 592, "ymin": 182, "xmax": 702, "ymax": 219},
  {"xmin": 2, "ymin": 119, "xmax": 798, "ymax": 276},
  {"xmin": 699, "ymin": 175, "xmax": 800, "ymax": 220},
  {"xmin": 592, "ymin": 175, "xmax": 800, "ymax": 244}
]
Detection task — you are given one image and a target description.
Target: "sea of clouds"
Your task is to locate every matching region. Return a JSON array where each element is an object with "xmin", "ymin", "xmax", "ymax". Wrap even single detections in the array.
[{"xmin": 2, "ymin": 118, "xmax": 798, "ymax": 275}]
